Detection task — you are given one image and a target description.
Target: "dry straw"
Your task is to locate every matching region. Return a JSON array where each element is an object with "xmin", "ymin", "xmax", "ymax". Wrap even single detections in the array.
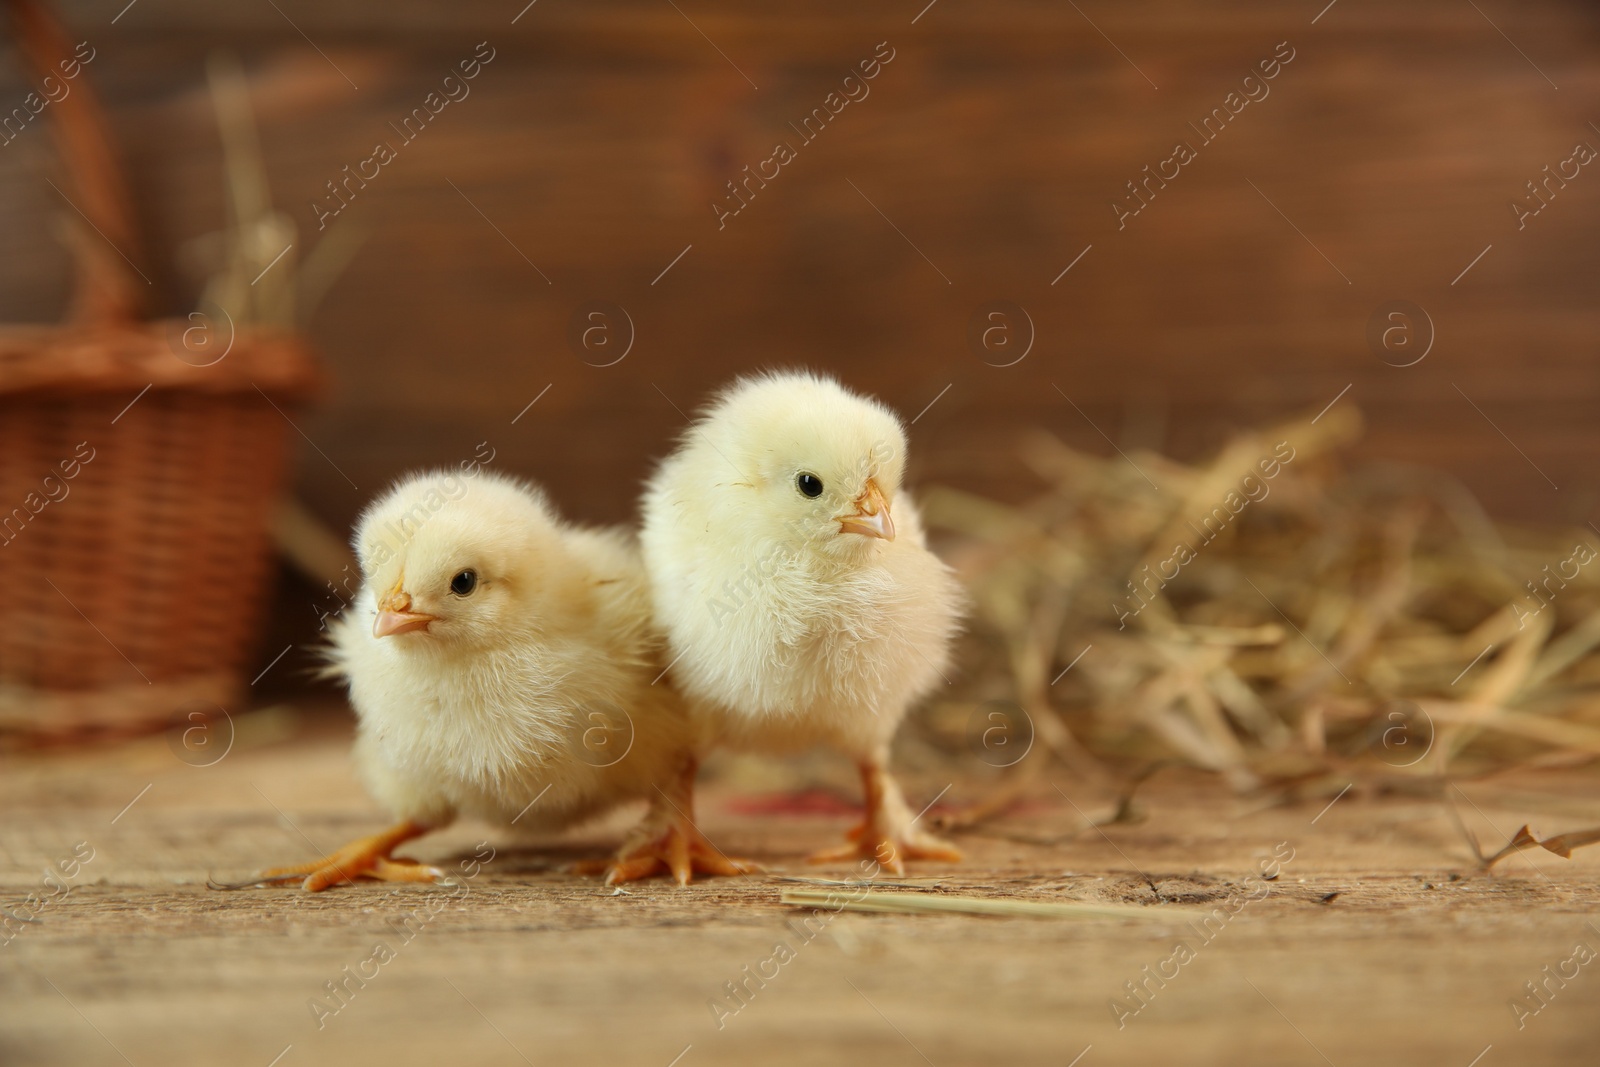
[
  {"xmin": 916, "ymin": 404, "xmax": 1600, "ymax": 861},
  {"xmin": 780, "ymin": 887, "xmax": 1193, "ymax": 921}
]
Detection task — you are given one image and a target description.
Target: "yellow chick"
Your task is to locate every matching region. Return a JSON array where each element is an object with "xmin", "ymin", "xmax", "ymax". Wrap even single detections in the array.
[
  {"xmin": 258, "ymin": 470, "xmax": 744, "ymax": 890},
  {"xmin": 640, "ymin": 371, "xmax": 965, "ymax": 874}
]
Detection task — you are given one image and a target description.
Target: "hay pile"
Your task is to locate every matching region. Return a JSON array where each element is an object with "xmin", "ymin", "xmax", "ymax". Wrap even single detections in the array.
[{"xmin": 916, "ymin": 404, "xmax": 1600, "ymax": 805}]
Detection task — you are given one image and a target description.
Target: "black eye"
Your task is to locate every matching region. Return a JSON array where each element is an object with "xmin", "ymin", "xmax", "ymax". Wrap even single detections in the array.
[
  {"xmin": 796, "ymin": 472, "xmax": 824, "ymax": 498},
  {"xmin": 450, "ymin": 570, "xmax": 478, "ymax": 596}
]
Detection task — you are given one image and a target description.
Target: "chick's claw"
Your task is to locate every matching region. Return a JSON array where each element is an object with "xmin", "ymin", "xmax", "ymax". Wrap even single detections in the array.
[
  {"xmin": 806, "ymin": 830, "xmax": 963, "ymax": 877},
  {"xmin": 256, "ymin": 820, "xmax": 441, "ymax": 892},
  {"xmin": 806, "ymin": 763, "xmax": 963, "ymax": 875},
  {"xmin": 603, "ymin": 822, "xmax": 759, "ymax": 886}
]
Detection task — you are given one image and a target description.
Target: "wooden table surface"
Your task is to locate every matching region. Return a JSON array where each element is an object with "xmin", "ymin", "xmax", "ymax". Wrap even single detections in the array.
[{"xmin": 4, "ymin": 710, "xmax": 1599, "ymax": 1066}]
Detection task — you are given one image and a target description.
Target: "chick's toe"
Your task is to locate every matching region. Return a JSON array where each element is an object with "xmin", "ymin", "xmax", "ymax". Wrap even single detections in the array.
[{"xmin": 256, "ymin": 820, "xmax": 442, "ymax": 892}]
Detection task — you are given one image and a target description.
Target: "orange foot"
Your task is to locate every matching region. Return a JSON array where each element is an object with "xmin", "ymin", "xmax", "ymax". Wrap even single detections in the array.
[
  {"xmin": 256, "ymin": 820, "xmax": 442, "ymax": 892},
  {"xmin": 806, "ymin": 763, "xmax": 963, "ymax": 877},
  {"xmin": 604, "ymin": 820, "xmax": 760, "ymax": 886},
  {"xmin": 807, "ymin": 822, "xmax": 964, "ymax": 876},
  {"xmin": 575, "ymin": 758, "xmax": 760, "ymax": 886}
]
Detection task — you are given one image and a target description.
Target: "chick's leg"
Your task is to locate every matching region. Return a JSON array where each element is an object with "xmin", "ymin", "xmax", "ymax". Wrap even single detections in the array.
[
  {"xmin": 602, "ymin": 759, "xmax": 760, "ymax": 886},
  {"xmin": 808, "ymin": 760, "xmax": 963, "ymax": 876},
  {"xmin": 257, "ymin": 820, "xmax": 443, "ymax": 892}
]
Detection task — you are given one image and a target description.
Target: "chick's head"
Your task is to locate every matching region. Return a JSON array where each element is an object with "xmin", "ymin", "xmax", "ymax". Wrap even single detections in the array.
[
  {"xmin": 696, "ymin": 372, "xmax": 908, "ymax": 559},
  {"xmin": 353, "ymin": 470, "xmax": 561, "ymax": 652}
]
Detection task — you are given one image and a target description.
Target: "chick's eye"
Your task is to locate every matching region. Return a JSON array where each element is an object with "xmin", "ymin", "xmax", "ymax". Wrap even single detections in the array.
[
  {"xmin": 450, "ymin": 570, "xmax": 478, "ymax": 596},
  {"xmin": 796, "ymin": 472, "xmax": 824, "ymax": 498}
]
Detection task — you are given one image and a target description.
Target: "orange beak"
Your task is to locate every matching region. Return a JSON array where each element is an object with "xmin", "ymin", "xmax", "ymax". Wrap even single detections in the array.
[
  {"xmin": 373, "ymin": 589, "xmax": 436, "ymax": 638},
  {"xmin": 838, "ymin": 478, "xmax": 895, "ymax": 541}
]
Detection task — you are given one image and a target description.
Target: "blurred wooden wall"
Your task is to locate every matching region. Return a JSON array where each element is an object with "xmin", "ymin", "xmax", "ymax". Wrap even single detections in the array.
[{"xmin": 2, "ymin": 1, "xmax": 1598, "ymax": 682}]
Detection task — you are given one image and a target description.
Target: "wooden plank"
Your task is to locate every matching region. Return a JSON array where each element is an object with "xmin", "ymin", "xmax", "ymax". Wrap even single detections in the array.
[{"xmin": 3, "ymin": 716, "xmax": 1599, "ymax": 1065}]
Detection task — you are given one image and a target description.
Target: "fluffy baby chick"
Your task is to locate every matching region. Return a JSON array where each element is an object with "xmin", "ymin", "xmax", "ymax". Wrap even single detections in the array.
[
  {"xmin": 640, "ymin": 371, "xmax": 965, "ymax": 874},
  {"xmin": 258, "ymin": 470, "xmax": 742, "ymax": 890}
]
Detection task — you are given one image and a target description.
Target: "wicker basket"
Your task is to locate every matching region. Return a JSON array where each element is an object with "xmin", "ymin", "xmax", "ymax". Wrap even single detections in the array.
[{"xmin": 0, "ymin": 0, "xmax": 321, "ymax": 742}]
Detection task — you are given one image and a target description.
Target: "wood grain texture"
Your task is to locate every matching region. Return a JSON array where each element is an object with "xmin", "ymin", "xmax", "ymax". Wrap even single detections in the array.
[{"xmin": 3, "ymin": 713, "xmax": 1600, "ymax": 1065}]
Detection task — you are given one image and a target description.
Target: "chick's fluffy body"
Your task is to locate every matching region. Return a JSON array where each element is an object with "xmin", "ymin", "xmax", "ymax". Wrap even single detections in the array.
[
  {"xmin": 640, "ymin": 373, "xmax": 963, "ymax": 759},
  {"xmin": 329, "ymin": 471, "xmax": 688, "ymax": 833}
]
